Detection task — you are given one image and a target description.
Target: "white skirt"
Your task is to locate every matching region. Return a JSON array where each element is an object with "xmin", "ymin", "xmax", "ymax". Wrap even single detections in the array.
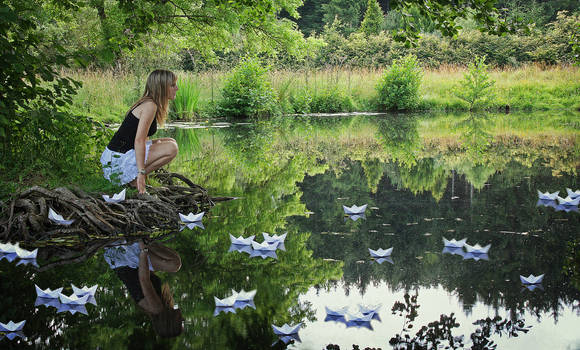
[{"xmin": 100, "ymin": 141, "xmax": 152, "ymax": 185}]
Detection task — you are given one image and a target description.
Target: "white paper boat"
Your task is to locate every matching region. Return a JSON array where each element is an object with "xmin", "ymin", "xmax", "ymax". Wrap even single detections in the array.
[
  {"xmin": 72, "ymin": 284, "xmax": 98, "ymax": 297},
  {"xmin": 214, "ymin": 294, "xmax": 237, "ymax": 308},
  {"xmin": 0, "ymin": 242, "xmax": 19, "ymax": 254},
  {"xmin": 178, "ymin": 211, "xmax": 205, "ymax": 223},
  {"xmin": 556, "ymin": 196, "xmax": 580, "ymax": 206},
  {"xmin": 262, "ymin": 232, "xmax": 287, "ymax": 244},
  {"xmin": 464, "ymin": 243, "xmax": 491, "ymax": 254},
  {"xmin": 233, "ymin": 289, "xmax": 256, "ymax": 302},
  {"xmin": 343, "ymin": 204, "xmax": 368, "ymax": 215},
  {"xmin": 359, "ymin": 303, "xmax": 381, "ymax": 315},
  {"xmin": 0, "ymin": 320, "xmax": 26, "ymax": 332},
  {"xmin": 566, "ymin": 188, "xmax": 580, "ymax": 199},
  {"xmin": 345, "ymin": 312, "xmax": 373, "ymax": 322},
  {"xmin": 102, "ymin": 189, "xmax": 126, "ymax": 203},
  {"xmin": 325, "ymin": 306, "xmax": 349, "ymax": 317},
  {"xmin": 35, "ymin": 285, "xmax": 63, "ymax": 299},
  {"xmin": 442, "ymin": 237, "xmax": 467, "ymax": 248},
  {"xmin": 229, "ymin": 234, "xmax": 255, "ymax": 246},
  {"xmin": 272, "ymin": 323, "xmax": 302, "ymax": 335},
  {"xmin": 368, "ymin": 247, "xmax": 393, "ymax": 258},
  {"xmin": 537, "ymin": 190, "xmax": 559, "ymax": 200},
  {"xmin": 251, "ymin": 241, "xmax": 278, "ymax": 251},
  {"xmin": 520, "ymin": 274, "xmax": 544, "ymax": 285},
  {"xmin": 48, "ymin": 208, "xmax": 74, "ymax": 226},
  {"xmin": 58, "ymin": 292, "xmax": 90, "ymax": 305},
  {"xmin": 15, "ymin": 246, "xmax": 37, "ymax": 259}
]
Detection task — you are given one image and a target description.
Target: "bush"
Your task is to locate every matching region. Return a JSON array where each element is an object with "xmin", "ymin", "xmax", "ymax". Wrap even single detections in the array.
[
  {"xmin": 310, "ymin": 87, "xmax": 355, "ymax": 113},
  {"xmin": 290, "ymin": 88, "xmax": 313, "ymax": 114},
  {"xmin": 216, "ymin": 57, "xmax": 278, "ymax": 118},
  {"xmin": 375, "ymin": 54, "xmax": 422, "ymax": 111},
  {"xmin": 170, "ymin": 77, "xmax": 202, "ymax": 120}
]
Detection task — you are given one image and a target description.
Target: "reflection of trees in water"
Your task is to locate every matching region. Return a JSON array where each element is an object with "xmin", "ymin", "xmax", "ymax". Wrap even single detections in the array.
[
  {"xmin": 296, "ymin": 159, "xmax": 580, "ymax": 322},
  {"xmin": 377, "ymin": 115, "xmax": 420, "ymax": 167}
]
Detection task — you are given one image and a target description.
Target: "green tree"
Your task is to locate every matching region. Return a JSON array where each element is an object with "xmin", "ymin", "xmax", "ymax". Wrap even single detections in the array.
[
  {"xmin": 453, "ymin": 56, "xmax": 496, "ymax": 111},
  {"xmin": 322, "ymin": 0, "xmax": 366, "ymax": 35},
  {"xmin": 360, "ymin": 0, "xmax": 385, "ymax": 36}
]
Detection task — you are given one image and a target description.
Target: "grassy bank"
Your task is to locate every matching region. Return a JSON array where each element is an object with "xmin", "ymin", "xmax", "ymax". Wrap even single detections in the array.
[{"xmin": 63, "ymin": 65, "xmax": 580, "ymax": 122}]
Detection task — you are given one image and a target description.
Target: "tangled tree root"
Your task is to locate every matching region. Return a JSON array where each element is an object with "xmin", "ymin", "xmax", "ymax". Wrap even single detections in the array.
[{"xmin": 0, "ymin": 171, "xmax": 232, "ymax": 244}]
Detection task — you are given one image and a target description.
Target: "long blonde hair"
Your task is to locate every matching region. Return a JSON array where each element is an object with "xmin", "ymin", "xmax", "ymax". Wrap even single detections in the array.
[
  {"xmin": 130, "ymin": 69, "xmax": 176, "ymax": 126},
  {"xmin": 151, "ymin": 283, "xmax": 183, "ymax": 338}
]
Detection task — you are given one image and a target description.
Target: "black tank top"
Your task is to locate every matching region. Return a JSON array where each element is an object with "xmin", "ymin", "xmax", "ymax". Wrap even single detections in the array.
[
  {"xmin": 114, "ymin": 266, "xmax": 162, "ymax": 303},
  {"xmin": 107, "ymin": 108, "xmax": 157, "ymax": 153}
]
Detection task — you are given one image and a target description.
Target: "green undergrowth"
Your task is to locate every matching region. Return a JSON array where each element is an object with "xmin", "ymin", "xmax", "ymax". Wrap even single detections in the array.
[{"xmin": 63, "ymin": 65, "xmax": 580, "ymax": 121}]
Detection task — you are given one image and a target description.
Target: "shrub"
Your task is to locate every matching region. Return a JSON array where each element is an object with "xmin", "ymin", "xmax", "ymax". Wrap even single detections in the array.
[
  {"xmin": 310, "ymin": 87, "xmax": 354, "ymax": 113},
  {"xmin": 375, "ymin": 54, "xmax": 422, "ymax": 111},
  {"xmin": 216, "ymin": 58, "xmax": 278, "ymax": 118},
  {"xmin": 452, "ymin": 56, "xmax": 495, "ymax": 110},
  {"xmin": 290, "ymin": 88, "xmax": 313, "ymax": 114}
]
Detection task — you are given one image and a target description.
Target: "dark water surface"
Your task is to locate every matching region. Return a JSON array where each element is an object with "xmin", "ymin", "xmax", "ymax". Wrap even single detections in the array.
[{"xmin": 1, "ymin": 112, "xmax": 579, "ymax": 349}]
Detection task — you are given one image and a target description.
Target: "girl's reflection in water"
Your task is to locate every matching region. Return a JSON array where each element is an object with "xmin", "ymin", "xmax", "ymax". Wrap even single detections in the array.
[{"xmin": 104, "ymin": 239, "xmax": 184, "ymax": 337}]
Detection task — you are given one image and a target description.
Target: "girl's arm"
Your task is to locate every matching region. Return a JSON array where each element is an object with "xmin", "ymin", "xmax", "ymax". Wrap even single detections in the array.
[
  {"xmin": 137, "ymin": 246, "xmax": 163, "ymax": 314},
  {"xmin": 134, "ymin": 101, "xmax": 157, "ymax": 194}
]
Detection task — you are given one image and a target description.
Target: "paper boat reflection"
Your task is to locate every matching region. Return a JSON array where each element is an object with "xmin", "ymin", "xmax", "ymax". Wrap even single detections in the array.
[
  {"xmin": 537, "ymin": 190, "xmax": 559, "ymax": 200},
  {"xmin": 35, "ymin": 296, "xmax": 62, "ymax": 308},
  {"xmin": 463, "ymin": 252, "xmax": 489, "ymax": 261},
  {"xmin": 555, "ymin": 204, "xmax": 579, "ymax": 213},
  {"xmin": 179, "ymin": 221, "xmax": 205, "ymax": 230},
  {"xmin": 59, "ymin": 293, "xmax": 90, "ymax": 305},
  {"xmin": 345, "ymin": 214, "xmax": 365, "ymax": 222},
  {"xmin": 1, "ymin": 331, "xmax": 25, "ymax": 341},
  {"xmin": 16, "ymin": 258, "xmax": 39, "ymax": 267},
  {"xmin": 343, "ymin": 204, "xmax": 368, "ymax": 215},
  {"xmin": 324, "ymin": 314, "xmax": 347, "ymax": 324},
  {"xmin": 249, "ymin": 250, "xmax": 278, "ymax": 259},
  {"xmin": 442, "ymin": 237, "xmax": 467, "ymax": 248},
  {"xmin": 213, "ymin": 306, "xmax": 236, "ymax": 316},
  {"xmin": 56, "ymin": 303, "xmax": 88, "ymax": 315},
  {"xmin": 0, "ymin": 252, "xmax": 19, "ymax": 262},
  {"xmin": 566, "ymin": 188, "xmax": 580, "ymax": 200},
  {"xmin": 228, "ymin": 243, "xmax": 253, "ymax": 255},
  {"xmin": 374, "ymin": 257, "xmax": 394, "ymax": 264},
  {"xmin": 72, "ymin": 284, "xmax": 98, "ymax": 297},
  {"xmin": 464, "ymin": 243, "xmax": 491, "ymax": 254},
  {"xmin": 520, "ymin": 274, "xmax": 544, "ymax": 285},
  {"xmin": 229, "ymin": 234, "xmax": 255, "ymax": 246},
  {"xmin": 273, "ymin": 333, "xmax": 301, "ymax": 345},
  {"xmin": 536, "ymin": 199, "xmax": 558, "ymax": 209},
  {"xmin": 102, "ymin": 189, "xmax": 126, "ymax": 203},
  {"xmin": 442, "ymin": 247, "xmax": 467, "ymax": 257},
  {"xmin": 521, "ymin": 284, "xmax": 544, "ymax": 292},
  {"xmin": 325, "ymin": 306, "xmax": 348, "ymax": 317}
]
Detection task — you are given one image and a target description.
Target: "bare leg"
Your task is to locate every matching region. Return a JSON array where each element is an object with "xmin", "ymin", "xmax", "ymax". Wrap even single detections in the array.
[
  {"xmin": 147, "ymin": 242, "xmax": 182, "ymax": 272},
  {"xmin": 144, "ymin": 138, "xmax": 179, "ymax": 174}
]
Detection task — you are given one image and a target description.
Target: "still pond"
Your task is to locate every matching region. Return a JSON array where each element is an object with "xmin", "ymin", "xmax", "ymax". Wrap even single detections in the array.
[{"xmin": 1, "ymin": 112, "xmax": 579, "ymax": 349}]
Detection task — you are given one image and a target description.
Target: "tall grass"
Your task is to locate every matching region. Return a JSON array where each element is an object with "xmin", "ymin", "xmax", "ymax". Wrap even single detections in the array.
[
  {"xmin": 170, "ymin": 76, "xmax": 202, "ymax": 120},
  {"xmin": 64, "ymin": 64, "xmax": 580, "ymax": 121}
]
